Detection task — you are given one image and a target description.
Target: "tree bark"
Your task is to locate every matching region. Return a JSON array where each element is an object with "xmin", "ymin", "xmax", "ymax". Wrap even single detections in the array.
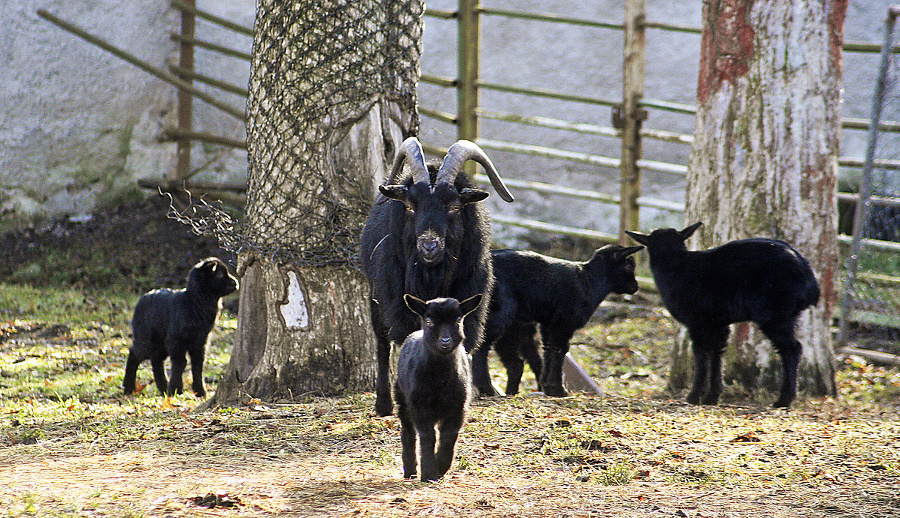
[
  {"xmin": 671, "ymin": 0, "xmax": 846, "ymax": 402},
  {"xmin": 206, "ymin": 0, "xmax": 422, "ymax": 406}
]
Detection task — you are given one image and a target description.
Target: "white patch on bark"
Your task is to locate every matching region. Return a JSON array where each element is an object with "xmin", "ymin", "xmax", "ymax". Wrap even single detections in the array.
[{"xmin": 280, "ymin": 271, "xmax": 310, "ymax": 330}]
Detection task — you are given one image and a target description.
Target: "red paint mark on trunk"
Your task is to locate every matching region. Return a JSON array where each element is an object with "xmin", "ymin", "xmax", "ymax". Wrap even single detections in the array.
[
  {"xmin": 697, "ymin": 0, "xmax": 756, "ymax": 104},
  {"xmin": 828, "ymin": 0, "xmax": 848, "ymax": 72}
]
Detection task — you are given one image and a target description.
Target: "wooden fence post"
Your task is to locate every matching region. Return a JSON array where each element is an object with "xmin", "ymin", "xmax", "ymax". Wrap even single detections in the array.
[
  {"xmin": 619, "ymin": 0, "xmax": 647, "ymax": 241},
  {"xmin": 457, "ymin": 0, "xmax": 480, "ymax": 175},
  {"xmin": 173, "ymin": 0, "xmax": 196, "ymax": 184}
]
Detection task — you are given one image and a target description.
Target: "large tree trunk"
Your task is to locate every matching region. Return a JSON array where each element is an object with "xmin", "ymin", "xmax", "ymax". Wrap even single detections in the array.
[
  {"xmin": 207, "ymin": 0, "xmax": 422, "ymax": 406},
  {"xmin": 671, "ymin": 0, "xmax": 846, "ymax": 402}
]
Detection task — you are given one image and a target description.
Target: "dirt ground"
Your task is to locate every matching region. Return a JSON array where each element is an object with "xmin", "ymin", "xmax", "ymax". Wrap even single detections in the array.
[
  {"xmin": 0, "ymin": 193, "xmax": 236, "ymax": 294},
  {"xmin": 1, "ymin": 194, "xmax": 899, "ymax": 517}
]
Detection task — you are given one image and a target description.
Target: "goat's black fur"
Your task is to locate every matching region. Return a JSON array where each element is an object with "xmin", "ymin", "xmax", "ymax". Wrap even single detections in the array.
[
  {"xmin": 360, "ymin": 139, "xmax": 509, "ymax": 416},
  {"xmin": 124, "ymin": 257, "xmax": 238, "ymax": 397},
  {"xmin": 395, "ymin": 294, "xmax": 481, "ymax": 482},
  {"xmin": 487, "ymin": 320, "xmax": 542, "ymax": 396},
  {"xmin": 625, "ymin": 222, "xmax": 820, "ymax": 408},
  {"xmin": 472, "ymin": 245, "xmax": 643, "ymax": 397}
]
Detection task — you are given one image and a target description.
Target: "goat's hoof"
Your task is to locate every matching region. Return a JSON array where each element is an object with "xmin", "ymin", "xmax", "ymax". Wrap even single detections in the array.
[
  {"xmin": 685, "ymin": 392, "xmax": 701, "ymax": 405},
  {"xmin": 374, "ymin": 400, "xmax": 393, "ymax": 417},
  {"xmin": 772, "ymin": 398, "xmax": 793, "ymax": 409},
  {"xmin": 542, "ymin": 385, "xmax": 568, "ymax": 397},
  {"xmin": 476, "ymin": 384, "xmax": 499, "ymax": 397},
  {"xmin": 700, "ymin": 395, "xmax": 720, "ymax": 405}
]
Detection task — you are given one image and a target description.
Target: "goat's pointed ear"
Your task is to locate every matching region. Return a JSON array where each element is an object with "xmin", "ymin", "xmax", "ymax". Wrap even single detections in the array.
[
  {"xmin": 459, "ymin": 188, "xmax": 489, "ymax": 205},
  {"xmin": 379, "ymin": 184, "xmax": 408, "ymax": 202},
  {"xmin": 679, "ymin": 221, "xmax": 703, "ymax": 240},
  {"xmin": 615, "ymin": 245, "xmax": 644, "ymax": 261},
  {"xmin": 458, "ymin": 294, "xmax": 483, "ymax": 316},
  {"xmin": 404, "ymin": 294, "xmax": 428, "ymax": 316},
  {"xmin": 624, "ymin": 230, "xmax": 649, "ymax": 246}
]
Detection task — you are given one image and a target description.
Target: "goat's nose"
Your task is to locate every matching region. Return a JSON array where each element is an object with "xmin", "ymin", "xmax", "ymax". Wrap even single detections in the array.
[{"xmin": 422, "ymin": 240, "xmax": 439, "ymax": 254}]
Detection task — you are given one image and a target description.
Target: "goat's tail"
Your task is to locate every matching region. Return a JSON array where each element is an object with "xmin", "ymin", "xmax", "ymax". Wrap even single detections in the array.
[{"xmin": 800, "ymin": 266, "xmax": 821, "ymax": 310}]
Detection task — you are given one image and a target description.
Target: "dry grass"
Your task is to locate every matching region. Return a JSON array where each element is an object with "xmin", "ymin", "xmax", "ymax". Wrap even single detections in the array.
[{"xmin": 1, "ymin": 287, "xmax": 899, "ymax": 517}]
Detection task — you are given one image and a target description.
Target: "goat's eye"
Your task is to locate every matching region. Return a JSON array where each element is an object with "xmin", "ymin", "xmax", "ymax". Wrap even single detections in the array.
[
  {"xmin": 424, "ymin": 318, "xmax": 434, "ymax": 327},
  {"xmin": 447, "ymin": 201, "xmax": 461, "ymax": 215}
]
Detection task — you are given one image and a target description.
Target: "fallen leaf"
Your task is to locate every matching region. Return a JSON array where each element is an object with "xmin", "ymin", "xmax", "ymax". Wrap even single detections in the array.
[{"xmin": 730, "ymin": 431, "xmax": 761, "ymax": 443}]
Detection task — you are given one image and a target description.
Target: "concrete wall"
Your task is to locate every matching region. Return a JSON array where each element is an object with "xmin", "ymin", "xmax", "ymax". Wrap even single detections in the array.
[
  {"xmin": 0, "ymin": 0, "xmax": 253, "ymax": 232},
  {"xmin": 1, "ymin": 0, "xmax": 893, "ymax": 238}
]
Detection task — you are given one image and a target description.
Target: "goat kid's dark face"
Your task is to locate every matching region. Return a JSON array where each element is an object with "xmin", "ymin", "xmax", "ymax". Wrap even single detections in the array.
[
  {"xmin": 380, "ymin": 181, "xmax": 489, "ymax": 265},
  {"xmin": 191, "ymin": 259, "xmax": 239, "ymax": 296},
  {"xmin": 405, "ymin": 294, "xmax": 483, "ymax": 354},
  {"xmin": 624, "ymin": 222, "xmax": 703, "ymax": 254}
]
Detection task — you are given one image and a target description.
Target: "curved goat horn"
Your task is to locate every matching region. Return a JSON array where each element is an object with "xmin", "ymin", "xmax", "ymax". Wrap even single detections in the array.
[
  {"xmin": 435, "ymin": 140, "xmax": 514, "ymax": 202},
  {"xmin": 386, "ymin": 137, "xmax": 429, "ymax": 185}
]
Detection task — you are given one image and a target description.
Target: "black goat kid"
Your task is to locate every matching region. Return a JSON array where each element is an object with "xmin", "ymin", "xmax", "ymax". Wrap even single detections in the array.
[
  {"xmin": 625, "ymin": 222, "xmax": 820, "ymax": 408},
  {"xmin": 472, "ymin": 245, "xmax": 643, "ymax": 397},
  {"xmin": 395, "ymin": 294, "xmax": 482, "ymax": 482},
  {"xmin": 360, "ymin": 137, "xmax": 513, "ymax": 416},
  {"xmin": 124, "ymin": 257, "xmax": 238, "ymax": 397}
]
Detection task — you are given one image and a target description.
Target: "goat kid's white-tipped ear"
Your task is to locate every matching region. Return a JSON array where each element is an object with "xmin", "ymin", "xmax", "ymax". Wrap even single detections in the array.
[
  {"xmin": 679, "ymin": 221, "xmax": 703, "ymax": 240},
  {"xmin": 458, "ymin": 294, "xmax": 483, "ymax": 316},
  {"xmin": 459, "ymin": 188, "xmax": 489, "ymax": 205},
  {"xmin": 624, "ymin": 230, "xmax": 649, "ymax": 246},
  {"xmin": 404, "ymin": 294, "xmax": 428, "ymax": 316}
]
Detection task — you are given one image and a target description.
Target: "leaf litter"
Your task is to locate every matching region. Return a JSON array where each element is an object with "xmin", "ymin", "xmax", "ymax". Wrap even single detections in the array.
[{"xmin": 0, "ymin": 295, "xmax": 898, "ymax": 517}]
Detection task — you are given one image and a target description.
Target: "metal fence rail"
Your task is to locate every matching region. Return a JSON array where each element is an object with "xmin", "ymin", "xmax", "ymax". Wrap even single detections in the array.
[
  {"xmin": 419, "ymin": 1, "xmax": 900, "ymax": 247},
  {"xmin": 838, "ymin": 5, "xmax": 900, "ymax": 342}
]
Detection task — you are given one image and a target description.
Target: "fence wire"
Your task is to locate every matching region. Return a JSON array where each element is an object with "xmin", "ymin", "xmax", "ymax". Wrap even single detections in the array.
[
  {"xmin": 177, "ymin": 0, "xmax": 422, "ymax": 268},
  {"xmin": 841, "ymin": 8, "xmax": 900, "ymax": 351}
]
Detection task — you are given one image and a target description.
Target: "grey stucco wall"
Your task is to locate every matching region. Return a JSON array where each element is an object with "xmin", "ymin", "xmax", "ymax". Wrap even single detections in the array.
[{"xmin": 0, "ymin": 0, "xmax": 253, "ymax": 232}]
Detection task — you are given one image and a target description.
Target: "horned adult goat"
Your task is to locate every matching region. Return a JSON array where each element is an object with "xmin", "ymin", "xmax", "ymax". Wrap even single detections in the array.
[
  {"xmin": 472, "ymin": 245, "xmax": 643, "ymax": 397},
  {"xmin": 625, "ymin": 222, "xmax": 820, "ymax": 408},
  {"xmin": 360, "ymin": 137, "xmax": 513, "ymax": 416}
]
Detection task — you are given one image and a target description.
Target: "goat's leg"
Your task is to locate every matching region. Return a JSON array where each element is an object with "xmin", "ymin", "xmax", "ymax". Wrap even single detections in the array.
[
  {"xmin": 686, "ymin": 348, "xmax": 709, "ymax": 405},
  {"xmin": 371, "ymin": 299, "xmax": 394, "ymax": 416},
  {"xmin": 688, "ymin": 326, "xmax": 729, "ymax": 405},
  {"xmin": 416, "ymin": 425, "xmax": 439, "ymax": 482},
  {"xmin": 435, "ymin": 416, "xmax": 463, "ymax": 479},
  {"xmin": 167, "ymin": 353, "xmax": 187, "ymax": 396},
  {"xmin": 471, "ymin": 345, "xmax": 499, "ymax": 396},
  {"xmin": 703, "ymin": 349, "xmax": 724, "ymax": 405},
  {"xmin": 123, "ymin": 351, "xmax": 141, "ymax": 394},
  {"xmin": 539, "ymin": 328, "xmax": 572, "ymax": 397},
  {"xmin": 686, "ymin": 328, "xmax": 710, "ymax": 405},
  {"xmin": 188, "ymin": 342, "xmax": 207, "ymax": 397},
  {"xmin": 374, "ymin": 336, "xmax": 394, "ymax": 416},
  {"xmin": 761, "ymin": 321, "xmax": 802, "ymax": 408},
  {"xmin": 493, "ymin": 331, "xmax": 524, "ymax": 395},
  {"xmin": 398, "ymin": 406, "xmax": 418, "ymax": 479},
  {"xmin": 150, "ymin": 354, "xmax": 169, "ymax": 396},
  {"xmin": 496, "ymin": 321, "xmax": 539, "ymax": 395},
  {"xmin": 503, "ymin": 357, "xmax": 525, "ymax": 396},
  {"xmin": 520, "ymin": 323, "xmax": 543, "ymax": 391}
]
